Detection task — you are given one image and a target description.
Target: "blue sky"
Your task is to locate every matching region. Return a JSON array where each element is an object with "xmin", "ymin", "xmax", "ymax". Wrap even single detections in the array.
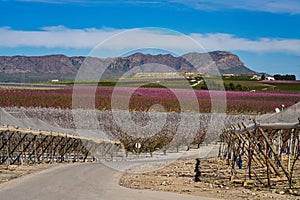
[{"xmin": 0, "ymin": 0, "xmax": 300, "ymax": 78}]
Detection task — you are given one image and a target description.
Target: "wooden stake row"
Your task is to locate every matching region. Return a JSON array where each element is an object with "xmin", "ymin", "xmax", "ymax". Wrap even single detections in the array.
[
  {"xmin": 221, "ymin": 121, "xmax": 300, "ymax": 189},
  {"xmin": 0, "ymin": 126, "xmax": 123, "ymax": 166}
]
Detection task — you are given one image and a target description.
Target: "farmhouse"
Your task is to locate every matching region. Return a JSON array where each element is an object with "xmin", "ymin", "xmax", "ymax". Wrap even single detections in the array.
[
  {"xmin": 51, "ymin": 79, "xmax": 59, "ymax": 83},
  {"xmin": 266, "ymin": 76, "xmax": 275, "ymax": 81}
]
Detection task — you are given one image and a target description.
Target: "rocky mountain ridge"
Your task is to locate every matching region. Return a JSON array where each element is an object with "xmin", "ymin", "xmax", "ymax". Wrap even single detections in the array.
[{"xmin": 0, "ymin": 51, "xmax": 256, "ymax": 82}]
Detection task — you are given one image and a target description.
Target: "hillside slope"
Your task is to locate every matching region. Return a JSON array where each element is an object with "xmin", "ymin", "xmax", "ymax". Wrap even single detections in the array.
[{"xmin": 0, "ymin": 51, "xmax": 257, "ymax": 82}]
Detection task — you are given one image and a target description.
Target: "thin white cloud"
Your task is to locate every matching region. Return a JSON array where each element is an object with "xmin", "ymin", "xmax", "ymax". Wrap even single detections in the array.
[
  {"xmin": 0, "ymin": 26, "xmax": 123, "ymax": 49},
  {"xmin": 0, "ymin": 26, "xmax": 300, "ymax": 56},
  {"xmin": 191, "ymin": 33, "xmax": 300, "ymax": 54},
  {"xmin": 170, "ymin": 0, "xmax": 300, "ymax": 14}
]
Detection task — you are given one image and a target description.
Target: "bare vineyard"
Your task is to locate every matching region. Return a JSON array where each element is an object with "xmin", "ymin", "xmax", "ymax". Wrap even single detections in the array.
[
  {"xmin": 0, "ymin": 126, "xmax": 122, "ymax": 166},
  {"xmin": 1, "ymin": 107, "xmax": 251, "ymax": 161},
  {"xmin": 221, "ymin": 102, "xmax": 300, "ymax": 191}
]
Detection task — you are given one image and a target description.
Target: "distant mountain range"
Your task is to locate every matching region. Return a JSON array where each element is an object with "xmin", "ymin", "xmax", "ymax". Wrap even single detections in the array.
[{"xmin": 0, "ymin": 51, "xmax": 256, "ymax": 82}]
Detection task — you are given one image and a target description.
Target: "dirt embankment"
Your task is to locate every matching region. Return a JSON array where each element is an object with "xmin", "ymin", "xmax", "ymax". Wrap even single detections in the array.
[{"xmin": 120, "ymin": 157, "xmax": 300, "ymax": 200}]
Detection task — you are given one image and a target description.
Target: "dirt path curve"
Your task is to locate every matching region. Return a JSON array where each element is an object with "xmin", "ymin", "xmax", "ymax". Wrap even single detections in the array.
[
  {"xmin": 0, "ymin": 162, "xmax": 219, "ymax": 200},
  {"xmin": 0, "ymin": 145, "xmax": 220, "ymax": 200}
]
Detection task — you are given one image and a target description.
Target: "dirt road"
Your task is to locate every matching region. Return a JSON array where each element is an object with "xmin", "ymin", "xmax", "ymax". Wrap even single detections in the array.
[{"xmin": 0, "ymin": 146, "xmax": 219, "ymax": 200}]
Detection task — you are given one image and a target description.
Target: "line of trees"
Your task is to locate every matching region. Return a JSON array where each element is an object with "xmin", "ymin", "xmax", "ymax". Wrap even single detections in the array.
[
  {"xmin": 274, "ymin": 74, "xmax": 296, "ymax": 80},
  {"xmin": 196, "ymin": 81, "xmax": 249, "ymax": 91},
  {"xmin": 224, "ymin": 83, "xmax": 249, "ymax": 91}
]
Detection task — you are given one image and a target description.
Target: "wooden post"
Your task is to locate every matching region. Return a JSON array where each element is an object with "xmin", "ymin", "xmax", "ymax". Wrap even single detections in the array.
[
  {"xmin": 34, "ymin": 134, "xmax": 37, "ymax": 164},
  {"xmin": 294, "ymin": 138, "xmax": 298, "ymax": 157},
  {"xmin": 20, "ymin": 133, "xmax": 24, "ymax": 165},
  {"xmin": 230, "ymin": 140, "xmax": 236, "ymax": 181},
  {"xmin": 0, "ymin": 131, "xmax": 2, "ymax": 163},
  {"xmin": 52, "ymin": 136, "xmax": 65, "ymax": 160},
  {"xmin": 38, "ymin": 136, "xmax": 55, "ymax": 162},
  {"xmin": 28, "ymin": 134, "xmax": 48, "ymax": 163},
  {"xmin": 218, "ymin": 142, "xmax": 221, "ymax": 157},
  {"xmin": 6, "ymin": 132, "xmax": 10, "ymax": 167},
  {"xmin": 277, "ymin": 131, "xmax": 282, "ymax": 162},
  {"xmin": 248, "ymin": 147, "xmax": 252, "ymax": 180},
  {"xmin": 64, "ymin": 138, "xmax": 77, "ymax": 161},
  {"xmin": 0, "ymin": 131, "xmax": 15, "ymax": 152},
  {"xmin": 258, "ymin": 127, "xmax": 289, "ymax": 178},
  {"xmin": 11, "ymin": 135, "xmax": 37, "ymax": 165},
  {"xmin": 83, "ymin": 141, "xmax": 91, "ymax": 162},
  {"xmin": 58, "ymin": 136, "xmax": 71, "ymax": 162},
  {"xmin": 288, "ymin": 131, "xmax": 294, "ymax": 172},
  {"xmin": 265, "ymin": 141, "xmax": 271, "ymax": 187},
  {"xmin": 64, "ymin": 134, "xmax": 68, "ymax": 162},
  {"xmin": 51, "ymin": 133, "xmax": 54, "ymax": 163},
  {"xmin": 227, "ymin": 140, "xmax": 231, "ymax": 165},
  {"xmin": 2, "ymin": 133, "xmax": 27, "ymax": 164}
]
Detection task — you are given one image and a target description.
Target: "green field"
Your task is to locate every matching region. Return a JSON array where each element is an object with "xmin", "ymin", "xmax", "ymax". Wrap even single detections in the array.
[{"xmin": 54, "ymin": 77, "xmax": 300, "ymax": 92}]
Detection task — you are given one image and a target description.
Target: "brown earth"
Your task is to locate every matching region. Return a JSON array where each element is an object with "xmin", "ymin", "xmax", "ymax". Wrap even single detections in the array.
[
  {"xmin": 0, "ymin": 163, "xmax": 63, "ymax": 185},
  {"xmin": 120, "ymin": 157, "xmax": 300, "ymax": 200}
]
